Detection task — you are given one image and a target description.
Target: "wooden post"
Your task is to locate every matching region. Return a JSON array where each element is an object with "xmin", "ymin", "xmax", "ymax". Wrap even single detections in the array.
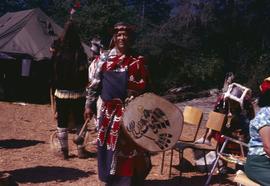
[{"xmin": 50, "ymin": 88, "xmax": 56, "ymax": 114}]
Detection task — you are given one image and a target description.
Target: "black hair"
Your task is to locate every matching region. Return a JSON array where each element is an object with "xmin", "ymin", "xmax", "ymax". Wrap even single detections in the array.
[
  {"xmin": 60, "ymin": 19, "xmax": 82, "ymax": 51},
  {"xmin": 258, "ymin": 89, "xmax": 270, "ymax": 107}
]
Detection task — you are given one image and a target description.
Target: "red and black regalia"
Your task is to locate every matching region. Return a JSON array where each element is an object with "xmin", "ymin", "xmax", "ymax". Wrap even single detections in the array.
[{"xmin": 86, "ymin": 48, "xmax": 151, "ymax": 184}]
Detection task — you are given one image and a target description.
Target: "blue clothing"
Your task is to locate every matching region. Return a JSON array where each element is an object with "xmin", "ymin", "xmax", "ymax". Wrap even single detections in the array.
[
  {"xmin": 245, "ymin": 106, "xmax": 270, "ymax": 186},
  {"xmin": 248, "ymin": 107, "xmax": 270, "ymax": 156},
  {"xmin": 98, "ymin": 69, "xmax": 128, "ymax": 182},
  {"xmin": 245, "ymin": 155, "xmax": 270, "ymax": 186}
]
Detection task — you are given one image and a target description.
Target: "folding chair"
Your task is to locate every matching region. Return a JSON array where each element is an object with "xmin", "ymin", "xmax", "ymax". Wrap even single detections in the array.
[
  {"xmin": 160, "ymin": 106, "xmax": 203, "ymax": 176},
  {"xmin": 205, "ymin": 135, "xmax": 249, "ymax": 185},
  {"xmin": 169, "ymin": 111, "xmax": 226, "ymax": 179}
]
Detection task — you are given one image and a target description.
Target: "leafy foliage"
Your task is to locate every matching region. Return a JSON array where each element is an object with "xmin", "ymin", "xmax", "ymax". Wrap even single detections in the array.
[{"xmin": 2, "ymin": 0, "xmax": 270, "ymax": 95}]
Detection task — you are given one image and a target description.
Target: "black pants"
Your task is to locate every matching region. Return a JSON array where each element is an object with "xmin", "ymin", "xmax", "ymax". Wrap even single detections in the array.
[{"xmin": 55, "ymin": 97, "xmax": 85, "ymax": 129}]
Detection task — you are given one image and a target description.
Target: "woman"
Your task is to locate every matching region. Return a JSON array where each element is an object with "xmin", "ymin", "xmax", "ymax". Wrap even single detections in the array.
[
  {"xmin": 50, "ymin": 19, "xmax": 88, "ymax": 159},
  {"xmin": 245, "ymin": 77, "xmax": 270, "ymax": 185}
]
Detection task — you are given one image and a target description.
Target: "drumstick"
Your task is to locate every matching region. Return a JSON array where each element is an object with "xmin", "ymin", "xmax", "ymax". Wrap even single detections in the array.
[
  {"xmin": 73, "ymin": 118, "xmax": 90, "ymax": 145},
  {"xmin": 78, "ymin": 118, "xmax": 90, "ymax": 137}
]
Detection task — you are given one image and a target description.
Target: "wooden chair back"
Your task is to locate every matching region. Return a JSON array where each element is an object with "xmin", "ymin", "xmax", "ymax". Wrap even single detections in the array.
[
  {"xmin": 205, "ymin": 111, "xmax": 226, "ymax": 132},
  {"xmin": 180, "ymin": 106, "xmax": 203, "ymax": 142},
  {"xmin": 183, "ymin": 106, "xmax": 203, "ymax": 125}
]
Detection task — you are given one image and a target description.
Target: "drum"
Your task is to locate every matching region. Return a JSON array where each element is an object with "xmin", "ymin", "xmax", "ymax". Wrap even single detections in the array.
[
  {"xmin": 122, "ymin": 93, "xmax": 183, "ymax": 152},
  {"xmin": 224, "ymin": 83, "xmax": 251, "ymax": 109}
]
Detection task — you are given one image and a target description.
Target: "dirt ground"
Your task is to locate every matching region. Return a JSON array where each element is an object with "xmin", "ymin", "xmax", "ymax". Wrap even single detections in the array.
[{"xmin": 0, "ymin": 96, "xmax": 239, "ymax": 186}]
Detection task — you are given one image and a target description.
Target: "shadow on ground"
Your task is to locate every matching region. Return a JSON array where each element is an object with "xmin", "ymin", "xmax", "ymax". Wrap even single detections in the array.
[
  {"xmin": 145, "ymin": 174, "xmax": 234, "ymax": 186},
  {"xmin": 0, "ymin": 139, "xmax": 45, "ymax": 149},
  {"xmin": 8, "ymin": 166, "xmax": 93, "ymax": 184},
  {"xmin": 173, "ymin": 158, "xmax": 196, "ymax": 172},
  {"xmin": 154, "ymin": 157, "xmax": 236, "ymax": 186}
]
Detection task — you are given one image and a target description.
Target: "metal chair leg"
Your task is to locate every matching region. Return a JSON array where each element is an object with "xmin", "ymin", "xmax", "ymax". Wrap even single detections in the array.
[
  {"xmin": 179, "ymin": 149, "xmax": 184, "ymax": 179},
  {"xmin": 205, "ymin": 155, "xmax": 220, "ymax": 186},
  {"xmin": 169, "ymin": 149, "xmax": 174, "ymax": 178},
  {"xmin": 160, "ymin": 151, "xmax": 165, "ymax": 174},
  {"xmin": 205, "ymin": 139, "xmax": 229, "ymax": 186},
  {"xmin": 203, "ymin": 151, "xmax": 209, "ymax": 175}
]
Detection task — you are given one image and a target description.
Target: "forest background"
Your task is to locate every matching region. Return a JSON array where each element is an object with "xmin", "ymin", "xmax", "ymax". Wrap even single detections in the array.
[{"xmin": 1, "ymin": 0, "xmax": 270, "ymax": 96}]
